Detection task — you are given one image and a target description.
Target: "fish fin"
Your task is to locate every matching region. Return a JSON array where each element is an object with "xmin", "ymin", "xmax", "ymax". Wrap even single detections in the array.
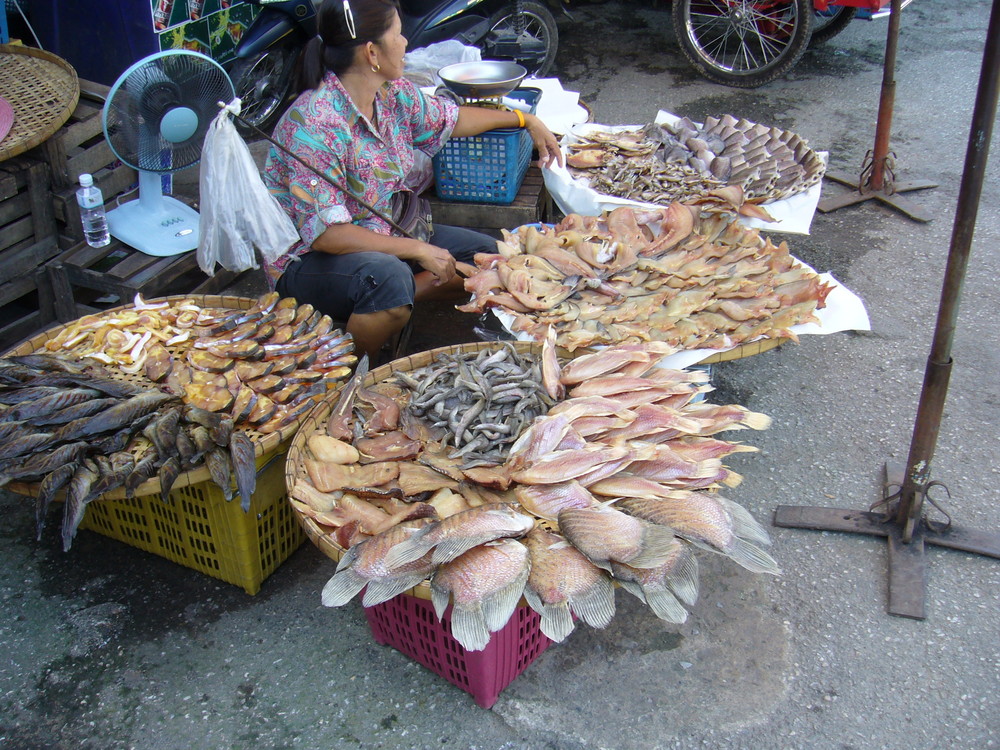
[
  {"xmin": 720, "ymin": 470, "xmax": 743, "ymax": 488},
  {"xmin": 642, "ymin": 585, "xmax": 689, "ymax": 624},
  {"xmin": 569, "ymin": 577, "xmax": 617, "ymax": 629},
  {"xmin": 628, "ymin": 525, "xmax": 683, "ymax": 569},
  {"xmin": 449, "ymin": 605, "xmax": 491, "ymax": 652},
  {"xmin": 335, "ymin": 545, "xmax": 360, "ymax": 572},
  {"xmin": 617, "ymin": 579, "xmax": 647, "ymax": 603},
  {"xmin": 725, "ymin": 539, "xmax": 782, "ymax": 576},
  {"xmin": 537, "ymin": 601, "xmax": 576, "ymax": 643},
  {"xmin": 321, "ymin": 569, "xmax": 367, "ymax": 607},
  {"xmin": 691, "ymin": 458, "xmax": 724, "ymax": 480},
  {"xmin": 430, "ymin": 537, "xmax": 481, "ymax": 565},
  {"xmin": 719, "ymin": 497, "xmax": 772, "ymax": 546},
  {"xmin": 480, "ymin": 570, "xmax": 529, "ymax": 633},
  {"xmin": 383, "ymin": 538, "xmax": 435, "ymax": 570},
  {"xmin": 665, "ymin": 546, "xmax": 700, "ymax": 606},
  {"xmin": 361, "ymin": 575, "xmax": 426, "ymax": 607},
  {"xmin": 740, "ymin": 411, "xmax": 772, "ymax": 430},
  {"xmin": 430, "ymin": 585, "xmax": 451, "ymax": 621}
]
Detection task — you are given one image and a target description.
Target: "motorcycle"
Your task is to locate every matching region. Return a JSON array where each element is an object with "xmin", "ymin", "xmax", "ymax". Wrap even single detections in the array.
[
  {"xmin": 671, "ymin": 0, "xmax": 914, "ymax": 88},
  {"xmin": 228, "ymin": 0, "xmax": 563, "ymax": 133}
]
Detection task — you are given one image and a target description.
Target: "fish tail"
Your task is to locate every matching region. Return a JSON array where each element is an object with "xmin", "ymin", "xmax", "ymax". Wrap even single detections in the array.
[
  {"xmin": 360, "ymin": 574, "xmax": 427, "ymax": 607},
  {"xmin": 480, "ymin": 570, "xmax": 529, "ymax": 633},
  {"xmin": 725, "ymin": 539, "xmax": 782, "ymax": 576},
  {"xmin": 537, "ymin": 601, "xmax": 576, "ymax": 643},
  {"xmin": 691, "ymin": 458, "xmax": 724, "ymax": 480},
  {"xmin": 666, "ymin": 547, "xmax": 700, "ymax": 606},
  {"xmin": 321, "ymin": 569, "xmax": 368, "ymax": 607},
  {"xmin": 569, "ymin": 577, "xmax": 617, "ymax": 629},
  {"xmin": 721, "ymin": 469, "xmax": 743, "ymax": 488},
  {"xmin": 741, "ymin": 410, "xmax": 772, "ymax": 430},
  {"xmin": 719, "ymin": 497, "xmax": 772, "ymax": 546},
  {"xmin": 641, "ymin": 585, "xmax": 689, "ymax": 624},
  {"xmin": 449, "ymin": 604, "xmax": 491, "ymax": 652}
]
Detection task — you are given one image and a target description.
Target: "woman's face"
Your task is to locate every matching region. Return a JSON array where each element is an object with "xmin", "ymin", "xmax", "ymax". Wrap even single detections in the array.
[{"xmin": 375, "ymin": 11, "xmax": 407, "ymax": 80}]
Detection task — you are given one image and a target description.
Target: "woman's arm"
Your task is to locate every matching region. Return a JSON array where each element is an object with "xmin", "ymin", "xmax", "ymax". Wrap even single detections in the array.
[
  {"xmin": 451, "ymin": 107, "xmax": 564, "ymax": 168},
  {"xmin": 311, "ymin": 222, "xmax": 459, "ymax": 286}
]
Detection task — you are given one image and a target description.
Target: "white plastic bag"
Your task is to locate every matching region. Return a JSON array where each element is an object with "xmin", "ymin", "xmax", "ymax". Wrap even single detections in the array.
[
  {"xmin": 403, "ymin": 41, "xmax": 481, "ymax": 88},
  {"xmin": 197, "ymin": 100, "xmax": 299, "ymax": 276}
]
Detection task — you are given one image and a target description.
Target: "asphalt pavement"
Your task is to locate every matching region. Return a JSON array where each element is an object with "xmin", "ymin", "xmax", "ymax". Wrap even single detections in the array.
[{"xmin": 2, "ymin": 0, "xmax": 998, "ymax": 747}]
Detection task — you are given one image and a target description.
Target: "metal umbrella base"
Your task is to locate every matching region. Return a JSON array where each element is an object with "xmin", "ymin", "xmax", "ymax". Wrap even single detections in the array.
[
  {"xmin": 818, "ymin": 170, "xmax": 938, "ymax": 222},
  {"xmin": 774, "ymin": 463, "xmax": 1000, "ymax": 620}
]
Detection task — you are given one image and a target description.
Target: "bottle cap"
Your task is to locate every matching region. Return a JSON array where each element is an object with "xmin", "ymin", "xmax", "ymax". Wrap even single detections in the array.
[{"xmin": 79, "ymin": 173, "xmax": 94, "ymax": 187}]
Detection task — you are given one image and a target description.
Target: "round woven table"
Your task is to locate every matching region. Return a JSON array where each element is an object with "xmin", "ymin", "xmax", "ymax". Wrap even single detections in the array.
[{"xmin": 0, "ymin": 44, "xmax": 80, "ymax": 163}]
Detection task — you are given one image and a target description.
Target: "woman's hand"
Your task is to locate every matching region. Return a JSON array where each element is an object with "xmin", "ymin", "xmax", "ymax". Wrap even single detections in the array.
[
  {"xmin": 412, "ymin": 241, "xmax": 458, "ymax": 285},
  {"xmin": 524, "ymin": 113, "xmax": 564, "ymax": 168}
]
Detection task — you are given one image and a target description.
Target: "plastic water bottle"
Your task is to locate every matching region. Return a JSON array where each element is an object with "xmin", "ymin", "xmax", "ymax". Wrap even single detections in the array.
[{"xmin": 76, "ymin": 173, "xmax": 111, "ymax": 248}]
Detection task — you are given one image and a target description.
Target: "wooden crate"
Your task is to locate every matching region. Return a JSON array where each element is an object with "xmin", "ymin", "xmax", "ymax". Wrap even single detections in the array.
[
  {"xmin": 425, "ymin": 166, "xmax": 553, "ymax": 234},
  {"xmin": 29, "ymin": 79, "xmax": 138, "ymax": 245},
  {"xmin": 0, "ymin": 157, "xmax": 58, "ymax": 351},
  {"xmin": 46, "ymin": 238, "xmax": 244, "ymax": 323}
]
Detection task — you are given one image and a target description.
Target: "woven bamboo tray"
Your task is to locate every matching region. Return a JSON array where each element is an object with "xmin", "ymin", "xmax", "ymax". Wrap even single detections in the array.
[
  {"xmin": 287, "ymin": 341, "xmax": 546, "ymax": 601},
  {"xmin": 0, "ymin": 44, "xmax": 80, "ymax": 162},
  {"xmin": 6, "ymin": 294, "xmax": 324, "ymax": 499}
]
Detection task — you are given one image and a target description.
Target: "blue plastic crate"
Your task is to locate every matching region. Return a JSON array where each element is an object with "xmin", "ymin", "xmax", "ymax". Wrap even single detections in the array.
[{"xmin": 432, "ymin": 87, "xmax": 542, "ymax": 204}]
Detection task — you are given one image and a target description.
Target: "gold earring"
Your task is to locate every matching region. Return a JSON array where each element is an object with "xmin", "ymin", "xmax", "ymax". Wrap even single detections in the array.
[{"xmin": 371, "ymin": 63, "xmax": 381, "ymax": 73}]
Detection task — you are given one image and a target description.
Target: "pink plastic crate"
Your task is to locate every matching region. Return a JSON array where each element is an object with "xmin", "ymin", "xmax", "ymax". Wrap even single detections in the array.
[{"xmin": 363, "ymin": 593, "xmax": 552, "ymax": 708}]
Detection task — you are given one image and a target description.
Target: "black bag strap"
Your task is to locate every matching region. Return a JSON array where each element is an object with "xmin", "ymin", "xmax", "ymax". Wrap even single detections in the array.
[{"xmin": 226, "ymin": 107, "xmax": 418, "ymax": 240}]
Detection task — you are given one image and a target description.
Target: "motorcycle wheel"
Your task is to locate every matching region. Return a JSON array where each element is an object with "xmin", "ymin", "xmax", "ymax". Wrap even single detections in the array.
[
  {"xmin": 228, "ymin": 40, "xmax": 300, "ymax": 137},
  {"xmin": 672, "ymin": 0, "xmax": 813, "ymax": 88},
  {"xmin": 810, "ymin": 5, "xmax": 857, "ymax": 45},
  {"xmin": 480, "ymin": 1, "xmax": 560, "ymax": 78}
]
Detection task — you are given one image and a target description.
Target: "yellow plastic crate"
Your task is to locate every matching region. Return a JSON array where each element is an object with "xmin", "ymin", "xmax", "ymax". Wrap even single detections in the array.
[{"xmin": 79, "ymin": 451, "xmax": 304, "ymax": 594}]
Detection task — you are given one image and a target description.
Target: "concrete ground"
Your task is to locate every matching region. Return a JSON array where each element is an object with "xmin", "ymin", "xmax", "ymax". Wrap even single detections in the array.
[{"xmin": 2, "ymin": 0, "xmax": 998, "ymax": 747}]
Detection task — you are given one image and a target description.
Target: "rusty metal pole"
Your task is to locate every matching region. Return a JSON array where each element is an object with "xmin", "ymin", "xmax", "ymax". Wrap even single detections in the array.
[
  {"xmin": 896, "ymin": 0, "xmax": 1000, "ymax": 537},
  {"xmin": 817, "ymin": 0, "xmax": 938, "ymax": 220},
  {"xmin": 774, "ymin": 0, "xmax": 1000, "ymax": 619},
  {"xmin": 867, "ymin": 0, "xmax": 901, "ymax": 192}
]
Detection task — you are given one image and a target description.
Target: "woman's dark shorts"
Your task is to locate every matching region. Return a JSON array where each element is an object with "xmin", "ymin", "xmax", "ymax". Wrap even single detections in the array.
[{"xmin": 275, "ymin": 224, "xmax": 494, "ymax": 322}]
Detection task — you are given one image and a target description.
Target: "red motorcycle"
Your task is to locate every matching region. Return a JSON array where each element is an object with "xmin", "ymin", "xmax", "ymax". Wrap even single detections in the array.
[{"xmin": 672, "ymin": 0, "xmax": 906, "ymax": 87}]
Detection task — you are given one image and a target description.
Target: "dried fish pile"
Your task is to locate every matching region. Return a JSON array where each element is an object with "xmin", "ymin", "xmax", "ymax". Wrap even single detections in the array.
[
  {"xmin": 394, "ymin": 344, "xmax": 557, "ymax": 466},
  {"xmin": 459, "ymin": 205, "xmax": 835, "ymax": 352},
  {"xmin": 290, "ymin": 341, "xmax": 779, "ymax": 652},
  {"xmin": 41, "ymin": 292, "xmax": 356, "ymax": 433},
  {"xmin": 0, "ymin": 354, "xmax": 259, "ymax": 551},
  {"xmin": 566, "ymin": 116, "xmax": 825, "ymax": 206},
  {"xmin": 651, "ymin": 115, "xmax": 826, "ymax": 202}
]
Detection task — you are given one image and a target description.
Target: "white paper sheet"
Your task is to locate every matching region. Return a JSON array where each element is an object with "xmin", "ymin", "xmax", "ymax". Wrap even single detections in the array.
[{"xmin": 543, "ymin": 116, "xmax": 826, "ymax": 235}]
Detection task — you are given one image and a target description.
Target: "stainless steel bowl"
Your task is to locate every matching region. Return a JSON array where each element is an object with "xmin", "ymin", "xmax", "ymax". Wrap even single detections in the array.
[{"xmin": 437, "ymin": 61, "xmax": 528, "ymax": 100}]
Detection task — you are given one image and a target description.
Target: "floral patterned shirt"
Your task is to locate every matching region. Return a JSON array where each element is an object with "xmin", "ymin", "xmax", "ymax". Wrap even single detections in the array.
[{"xmin": 262, "ymin": 72, "xmax": 459, "ymax": 288}]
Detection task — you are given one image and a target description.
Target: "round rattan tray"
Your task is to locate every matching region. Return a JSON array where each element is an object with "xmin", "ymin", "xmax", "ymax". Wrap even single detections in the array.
[
  {"xmin": 0, "ymin": 44, "xmax": 80, "ymax": 162},
  {"xmin": 286, "ymin": 341, "xmax": 545, "ymax": 600},
  {"xmin": 6, "ymin": 294, "xmax": 321, "ymax": 499}
]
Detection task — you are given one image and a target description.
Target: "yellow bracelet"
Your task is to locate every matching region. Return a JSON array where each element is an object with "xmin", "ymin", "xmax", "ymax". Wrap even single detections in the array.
[{"xmin": 514, "ymin": 109, "xmax": 525, "ymax": 128}]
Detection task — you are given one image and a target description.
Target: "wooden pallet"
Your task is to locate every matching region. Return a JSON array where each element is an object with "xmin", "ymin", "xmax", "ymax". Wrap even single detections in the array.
[
  {"xmin": 425, "ymin": 166, "xmax": 552, "ymax": 233},
  {"xmin": 0, "ymin": 156, "xmax": 58, "ymax": 351},
  {"xmin": 46, "ymin": 239, "xmax": 244, "ymax": 323}
]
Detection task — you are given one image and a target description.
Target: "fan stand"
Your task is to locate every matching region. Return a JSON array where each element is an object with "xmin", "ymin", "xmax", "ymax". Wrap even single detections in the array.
[
  {"xmin": 106, "ymin": 170, "xmax": 199, "ymax": 257},
  {"xmin": 774, "ymin": 2, "xmax": 1000, "ymax": 619},
  {"xmin": 816, "ymin": 0, "xmax": 937, "ymax": 222}
]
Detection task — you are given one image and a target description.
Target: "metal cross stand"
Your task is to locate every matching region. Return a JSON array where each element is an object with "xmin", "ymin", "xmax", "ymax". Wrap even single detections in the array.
[
  {"xmin": 817, "ymin": 0, "xmax": 938, "ymax": 222},
  {"xmin": 774, "ymin": 0, "xmax": 1000, "ymax": 620}
]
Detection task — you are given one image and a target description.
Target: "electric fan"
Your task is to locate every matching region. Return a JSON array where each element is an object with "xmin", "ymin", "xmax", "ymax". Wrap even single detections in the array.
[{"xmin": 102, "ymin": 50, "xmax": 235, "ymax": 256}]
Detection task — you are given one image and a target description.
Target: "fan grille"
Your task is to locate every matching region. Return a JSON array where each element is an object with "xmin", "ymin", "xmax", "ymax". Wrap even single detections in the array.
[{"xmin": 104, "ymin": 51, "xmax": 235, "ymax": 173}]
